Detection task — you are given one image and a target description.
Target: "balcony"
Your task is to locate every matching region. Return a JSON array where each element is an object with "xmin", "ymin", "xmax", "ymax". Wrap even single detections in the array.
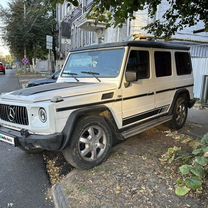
[{"xmin": 76, "ymin": 15, "xmax": 107, "ymax": 31}]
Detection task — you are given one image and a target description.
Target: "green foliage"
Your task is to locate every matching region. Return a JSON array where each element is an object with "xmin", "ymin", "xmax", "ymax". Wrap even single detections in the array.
[
  {"xmin": 195, "ymin": 156, "xmax": 208, "ymax": 166},
  {"xmin": 0, "ymin": 0, "xmax": 56, "ymax": 61},
  {"xmin": 179, "ymin": 165, "xmax": 191, "ymax": 175},
  {"xmin": 175, "ymin": 186, "xmax": 191, "ymax": 196},
  {"xmin": 201, "ymin": 133, "xmax": 208, "ymax": 145},
  {"xmin": 175, "ymin": 134, "xmax": 208, "ymax": 196},
  {"xmin": 61, "ymin": 0, "xmax": 207, "ymax": 38},
  {"xmin": 185, "ymin": 177, "xmax": 202, "ymax": 190},
  {"xmin": 159, "ymin": 146, "xmax": 181, "ymax": 164},
  {"xmin": 190, "ymin": 165, "xmax": 205, "ymax": 178},
  {"xmin": 0, "ymin": 54, "xmax": 15, "ymax": 65}
]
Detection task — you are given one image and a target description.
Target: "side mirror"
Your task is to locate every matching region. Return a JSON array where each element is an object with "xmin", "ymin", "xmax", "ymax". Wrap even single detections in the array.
[{"xmin": 125, "ymin": 71, "xmax": 137, "ymax": 82}]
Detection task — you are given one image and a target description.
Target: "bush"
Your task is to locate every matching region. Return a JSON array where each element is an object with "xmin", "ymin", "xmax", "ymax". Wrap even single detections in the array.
[{"xmin": 175, "ymin": 133, "xmax": 208, "ymax": 196}]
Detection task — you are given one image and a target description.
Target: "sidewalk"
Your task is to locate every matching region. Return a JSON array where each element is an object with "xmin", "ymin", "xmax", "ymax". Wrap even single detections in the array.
[
  {"xmin": 181, "ymin": 108, "xmax": 208, "ymax": 138},
  {"xmin": 17, "ymin": 73, "xmax": 46, "ymax": 88},
  {"xmin": 52, "ymin": 107, "xmax": 208, "ymax": 208}
]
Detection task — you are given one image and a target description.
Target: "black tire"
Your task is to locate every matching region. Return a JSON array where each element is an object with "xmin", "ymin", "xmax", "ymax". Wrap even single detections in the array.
[
  {"xmin": 19, "ymin": 145, "xmax": 43, "ymax": 154},
  {"xmin": 169, "ymin": 96, "xmax": 188, "ymax": 130},
  {"xmin": 63, "ymin": 115, "xmax": 113, "ymax": 169}
]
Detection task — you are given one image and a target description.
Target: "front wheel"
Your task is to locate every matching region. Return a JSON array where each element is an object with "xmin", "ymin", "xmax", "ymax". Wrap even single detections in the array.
[
  {"xmin": 170, "ymin": 96, "xmax": 188, "ymax": 130},
  {"xmin": 63, "ymin": 115, "xmax": 113, "ymax": 169}
]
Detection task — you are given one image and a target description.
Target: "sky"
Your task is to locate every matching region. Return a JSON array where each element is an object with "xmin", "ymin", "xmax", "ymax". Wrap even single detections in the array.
[{"xmin": 0, "ymin": 0, "xmax": 10, "ymax": 56}]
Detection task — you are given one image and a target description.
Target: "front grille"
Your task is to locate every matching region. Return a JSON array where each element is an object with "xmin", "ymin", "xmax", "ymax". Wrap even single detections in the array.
[{"xmin": 0, "ymin": 104, "xmax": 29, "ymax": 125}]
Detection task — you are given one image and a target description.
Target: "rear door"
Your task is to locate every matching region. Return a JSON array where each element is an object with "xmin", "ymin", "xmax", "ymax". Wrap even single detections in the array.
[{"xmin": 154, "ymin": 50, "xmax": 175, "ymax": 113}]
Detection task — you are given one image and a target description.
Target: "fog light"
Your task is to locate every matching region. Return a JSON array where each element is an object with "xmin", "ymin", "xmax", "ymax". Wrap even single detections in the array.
[{"xmin": 38, "ymin": 108, "xmax": 47, "ymax": 123}]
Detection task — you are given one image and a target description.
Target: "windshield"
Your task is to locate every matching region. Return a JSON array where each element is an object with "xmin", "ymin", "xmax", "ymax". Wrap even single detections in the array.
[{"xmin": 62, "ymin": 48, "xmax": 125, "ymax": 78}]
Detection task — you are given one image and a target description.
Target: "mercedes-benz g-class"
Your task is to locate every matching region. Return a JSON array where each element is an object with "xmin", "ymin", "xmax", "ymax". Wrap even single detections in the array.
[{"xmin": 0, "ymin": 41, "xmax": 195, "ymax": 169}]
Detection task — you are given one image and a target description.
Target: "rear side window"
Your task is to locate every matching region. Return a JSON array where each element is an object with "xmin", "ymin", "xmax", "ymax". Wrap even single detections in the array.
[
  {"xmin": 175, "ymin": 52, "xmax": 192, "ymax": 75},
  {"xmin": 155, "ymin": 51, "xmax": 172, "ymax": 77},
  {"xmin": 126, "ymin": 50, "xmax": 150, "ymax": 79}
]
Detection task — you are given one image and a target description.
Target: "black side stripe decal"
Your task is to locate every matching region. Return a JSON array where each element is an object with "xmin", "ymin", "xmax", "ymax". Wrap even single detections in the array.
[
  {"xmin": 56, "ymin": 99, "xmax": 120, "ymax": 112},
  {"xmin": 156, "ymin": 84, "xmax": 194, "ymax": 94},
  {"xmin": 56, "ymin": 84, "xmax": 193, "ymax": 112},
  {"xmin": 56, "ymin": 93, "xmax": 154, "ymax": 112},
  {"xmin": 123, "ymin": 109, "xmax": 160, "ymax": 126},
  {"xmin": 123, "ymin": 92, "xmax": 154, "ymax": 100},
  {"xmin": 122, "ymin": 105, "xmax": 169, "ymax": 126}
]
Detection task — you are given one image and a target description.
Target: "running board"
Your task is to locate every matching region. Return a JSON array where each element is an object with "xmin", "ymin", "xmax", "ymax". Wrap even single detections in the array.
[{"xmin": 121, "ymin": 115, "xmax": 172, "ymax": 139}]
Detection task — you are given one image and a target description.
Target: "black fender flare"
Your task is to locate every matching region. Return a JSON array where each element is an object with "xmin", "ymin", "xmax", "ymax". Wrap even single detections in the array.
[
  {"xmin": 169, "ymin": 88, "xmax": 191, "ymax": 115},
  {"xmin": 60, "ymin": 105, "xmax": 120, "ymax": 150}
]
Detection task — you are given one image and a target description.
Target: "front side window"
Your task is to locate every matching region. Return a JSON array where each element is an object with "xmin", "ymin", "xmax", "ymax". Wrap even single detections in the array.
[
  {"xmin": 62, "ymin": 48, "xmax": 125, "ymax": 78},
  {"xmin": 155, "ymin": 51, "xmax": 172, "ymax": 77},
  {"xmin": 175, "ymin": 52, "xmax": 192, "ymax": 75},
  {"xmin": 126, "ymin": 50, "xmax": 150, "ymax": 79}
]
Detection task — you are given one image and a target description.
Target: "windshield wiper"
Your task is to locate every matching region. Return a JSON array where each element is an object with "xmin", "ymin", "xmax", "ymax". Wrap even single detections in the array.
[
  {"xmin": 81, "ymin": 71, "xmax": 101, "ymax": 82},
  {"xmin": 62, "ymin": 72, "xmax": 79, "ymax": 82}
]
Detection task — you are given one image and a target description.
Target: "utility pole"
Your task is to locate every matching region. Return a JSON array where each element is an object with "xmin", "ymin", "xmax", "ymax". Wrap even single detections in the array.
[{"xmin": 23, "ymin": 0, "xmax": 26, "ymax": 59}]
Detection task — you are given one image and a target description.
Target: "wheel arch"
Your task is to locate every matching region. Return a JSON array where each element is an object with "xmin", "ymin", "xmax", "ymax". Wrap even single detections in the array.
[
  {"xmin": 60, "ymin": 105, "xmax": 120, "ymax": 150},
  {"xmin": 169, "ymin": 88, "xmax": 191, "ymax": 115}
]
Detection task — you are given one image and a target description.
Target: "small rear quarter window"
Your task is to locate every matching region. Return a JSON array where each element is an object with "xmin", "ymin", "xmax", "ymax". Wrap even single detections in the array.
[{"xmin": 175, "ymin": 52, "xmax": 192, "ymax": 75}]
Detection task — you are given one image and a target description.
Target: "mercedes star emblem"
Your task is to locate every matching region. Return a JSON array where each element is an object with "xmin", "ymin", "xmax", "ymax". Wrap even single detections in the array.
[{"xmin": 8, "ymin": 107, "xmax": 16, "ymax": 122}]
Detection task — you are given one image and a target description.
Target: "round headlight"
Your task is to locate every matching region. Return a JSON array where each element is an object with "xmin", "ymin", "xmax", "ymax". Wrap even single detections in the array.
[{"xmin": 38, "ymin": 108, "xmax": 47, "ymax": 123}]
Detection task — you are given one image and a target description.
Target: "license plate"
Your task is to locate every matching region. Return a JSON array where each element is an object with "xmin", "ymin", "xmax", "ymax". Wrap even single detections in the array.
[{"xmin": 0, "ymin": 133, "xmax": 15, "ymax": 146}]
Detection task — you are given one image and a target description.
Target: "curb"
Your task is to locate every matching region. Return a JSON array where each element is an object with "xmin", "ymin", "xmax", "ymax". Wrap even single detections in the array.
[{"xmin": 52, "ymin": 184, "xmax": 69, "ymax": 208}]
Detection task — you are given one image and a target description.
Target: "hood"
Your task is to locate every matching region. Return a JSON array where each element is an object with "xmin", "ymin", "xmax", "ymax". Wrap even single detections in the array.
[
  {"xmin": 28, "ymin": 78, "xmax": 55, "ymax": 86},
  {"xmin": 0, "ymin": 82, "xmax": 117, "ymax": 103},
  {"xmin": 27, "ymin": 79, "xmax": 56, "ymax": 87}
]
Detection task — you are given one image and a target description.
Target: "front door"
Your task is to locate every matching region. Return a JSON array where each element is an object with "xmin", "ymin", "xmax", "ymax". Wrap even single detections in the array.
[{"xmin": 121, "ymin": 49, "xmax": 155, "ymax": 127}]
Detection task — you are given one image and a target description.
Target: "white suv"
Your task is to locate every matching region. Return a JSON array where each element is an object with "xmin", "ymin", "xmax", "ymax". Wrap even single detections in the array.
[{"xmin": 0, "ymin": 41, "xmax": 195, "ymax": 169}]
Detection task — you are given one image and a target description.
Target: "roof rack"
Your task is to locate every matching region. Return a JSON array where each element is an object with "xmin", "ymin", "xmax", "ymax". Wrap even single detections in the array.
[{"xmin": 127, "ymin": 34, "xmax": 156, "ymax": 41}]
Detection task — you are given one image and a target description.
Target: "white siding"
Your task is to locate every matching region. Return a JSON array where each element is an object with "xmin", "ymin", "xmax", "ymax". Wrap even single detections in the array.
[
  {"xmin": 192, "ymin": 58, "xmax": 208, "ymax": 98},
  {"xmin": 191, "ymin": 45, "xmax": 208, "ymax": 58}
]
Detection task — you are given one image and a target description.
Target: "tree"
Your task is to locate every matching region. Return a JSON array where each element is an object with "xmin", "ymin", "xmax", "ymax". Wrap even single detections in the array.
[
  {"xmin": 53, "ymin": 0, "xmax": 208, "ymax": 38},
  {"xmin": 0, "ymin": 54, "xmax": 15, "ymax": 65},
  {"xmin": 0, "ymin": 0, "xmax": 56, "ymax": 61}
]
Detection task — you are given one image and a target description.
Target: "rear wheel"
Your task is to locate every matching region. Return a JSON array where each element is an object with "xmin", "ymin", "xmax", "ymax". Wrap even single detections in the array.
[
  {"xmin": 170, "ymin": 96, "xmax": 188, "ymax": 130},
  {"xmin": 63, "ymin": 115, "xmax": 113, "ymax": 169}
]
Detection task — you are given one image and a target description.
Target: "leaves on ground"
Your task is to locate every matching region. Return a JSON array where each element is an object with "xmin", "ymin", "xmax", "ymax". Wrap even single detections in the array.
[
  {"xmin": 57, "ymin": 127, "xmax": 207, "ymax": 207},
  {"xmin": 175, "ymin": 186, "xmax": 191, "ymax": 196}
]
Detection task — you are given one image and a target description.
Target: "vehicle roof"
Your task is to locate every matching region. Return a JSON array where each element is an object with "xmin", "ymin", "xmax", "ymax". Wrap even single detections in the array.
[{"xmin": 70, "ymin": 41, "xmax": 190, "ymax": 52}]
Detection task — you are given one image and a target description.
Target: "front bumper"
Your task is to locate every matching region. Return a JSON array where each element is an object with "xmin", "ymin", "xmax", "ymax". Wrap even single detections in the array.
[{"xmin": 0, "ymin": 125, "xmax": 63, "ymax": 151}]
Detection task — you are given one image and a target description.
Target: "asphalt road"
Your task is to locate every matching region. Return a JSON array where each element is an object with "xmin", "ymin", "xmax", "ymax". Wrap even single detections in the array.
[{"xmin": 0, "ymin": 70, "xmax": 53, "ymax": 208}]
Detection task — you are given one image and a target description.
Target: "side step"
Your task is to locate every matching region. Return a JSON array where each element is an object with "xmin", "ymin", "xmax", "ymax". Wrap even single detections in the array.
[{"xmin": 121, "ymin": 115, "xmax": 172, "ymax": 139}]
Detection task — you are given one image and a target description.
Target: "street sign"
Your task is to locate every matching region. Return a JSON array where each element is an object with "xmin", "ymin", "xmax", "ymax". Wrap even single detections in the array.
[
  {"xmin": 46, "ymin": 42, "xmax": 53, "ymax": 50},
  {"xmin": 46, "ymin": 35, "xmax": 53, "ymax": 50},
  {"xmin": 22, "ymin": 57, "xmax": 30, "ymax": 65}
]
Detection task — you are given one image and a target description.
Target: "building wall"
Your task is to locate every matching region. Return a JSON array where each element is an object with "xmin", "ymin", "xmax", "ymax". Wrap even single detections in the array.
[
  {"xmin": 191, "ymin": 45, "xmax": 208, "ymax": 58},
  {"xmin": 57, "ymin": 0, "xmax": 208, "ymax": 50},
  {"xmin": 192, "ymin": 58, "xmax": 208, "ymax": 99},
  {"xmin": 56, "ymin": 0, "xmax": 208, "ymax": 101},
  {"xmin": 189, "ymin": 45, "xmax": 208, "ymax": 99}
]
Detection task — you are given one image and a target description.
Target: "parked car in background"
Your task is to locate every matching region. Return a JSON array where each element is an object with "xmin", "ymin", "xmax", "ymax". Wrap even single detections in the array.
[
  {"xmin": 0, "ymin": 62, "xmax": 6, "ymax": 75},
  {"xmin": 27, "ymin": 70, "xmax": 60, "ymax": 87}
]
